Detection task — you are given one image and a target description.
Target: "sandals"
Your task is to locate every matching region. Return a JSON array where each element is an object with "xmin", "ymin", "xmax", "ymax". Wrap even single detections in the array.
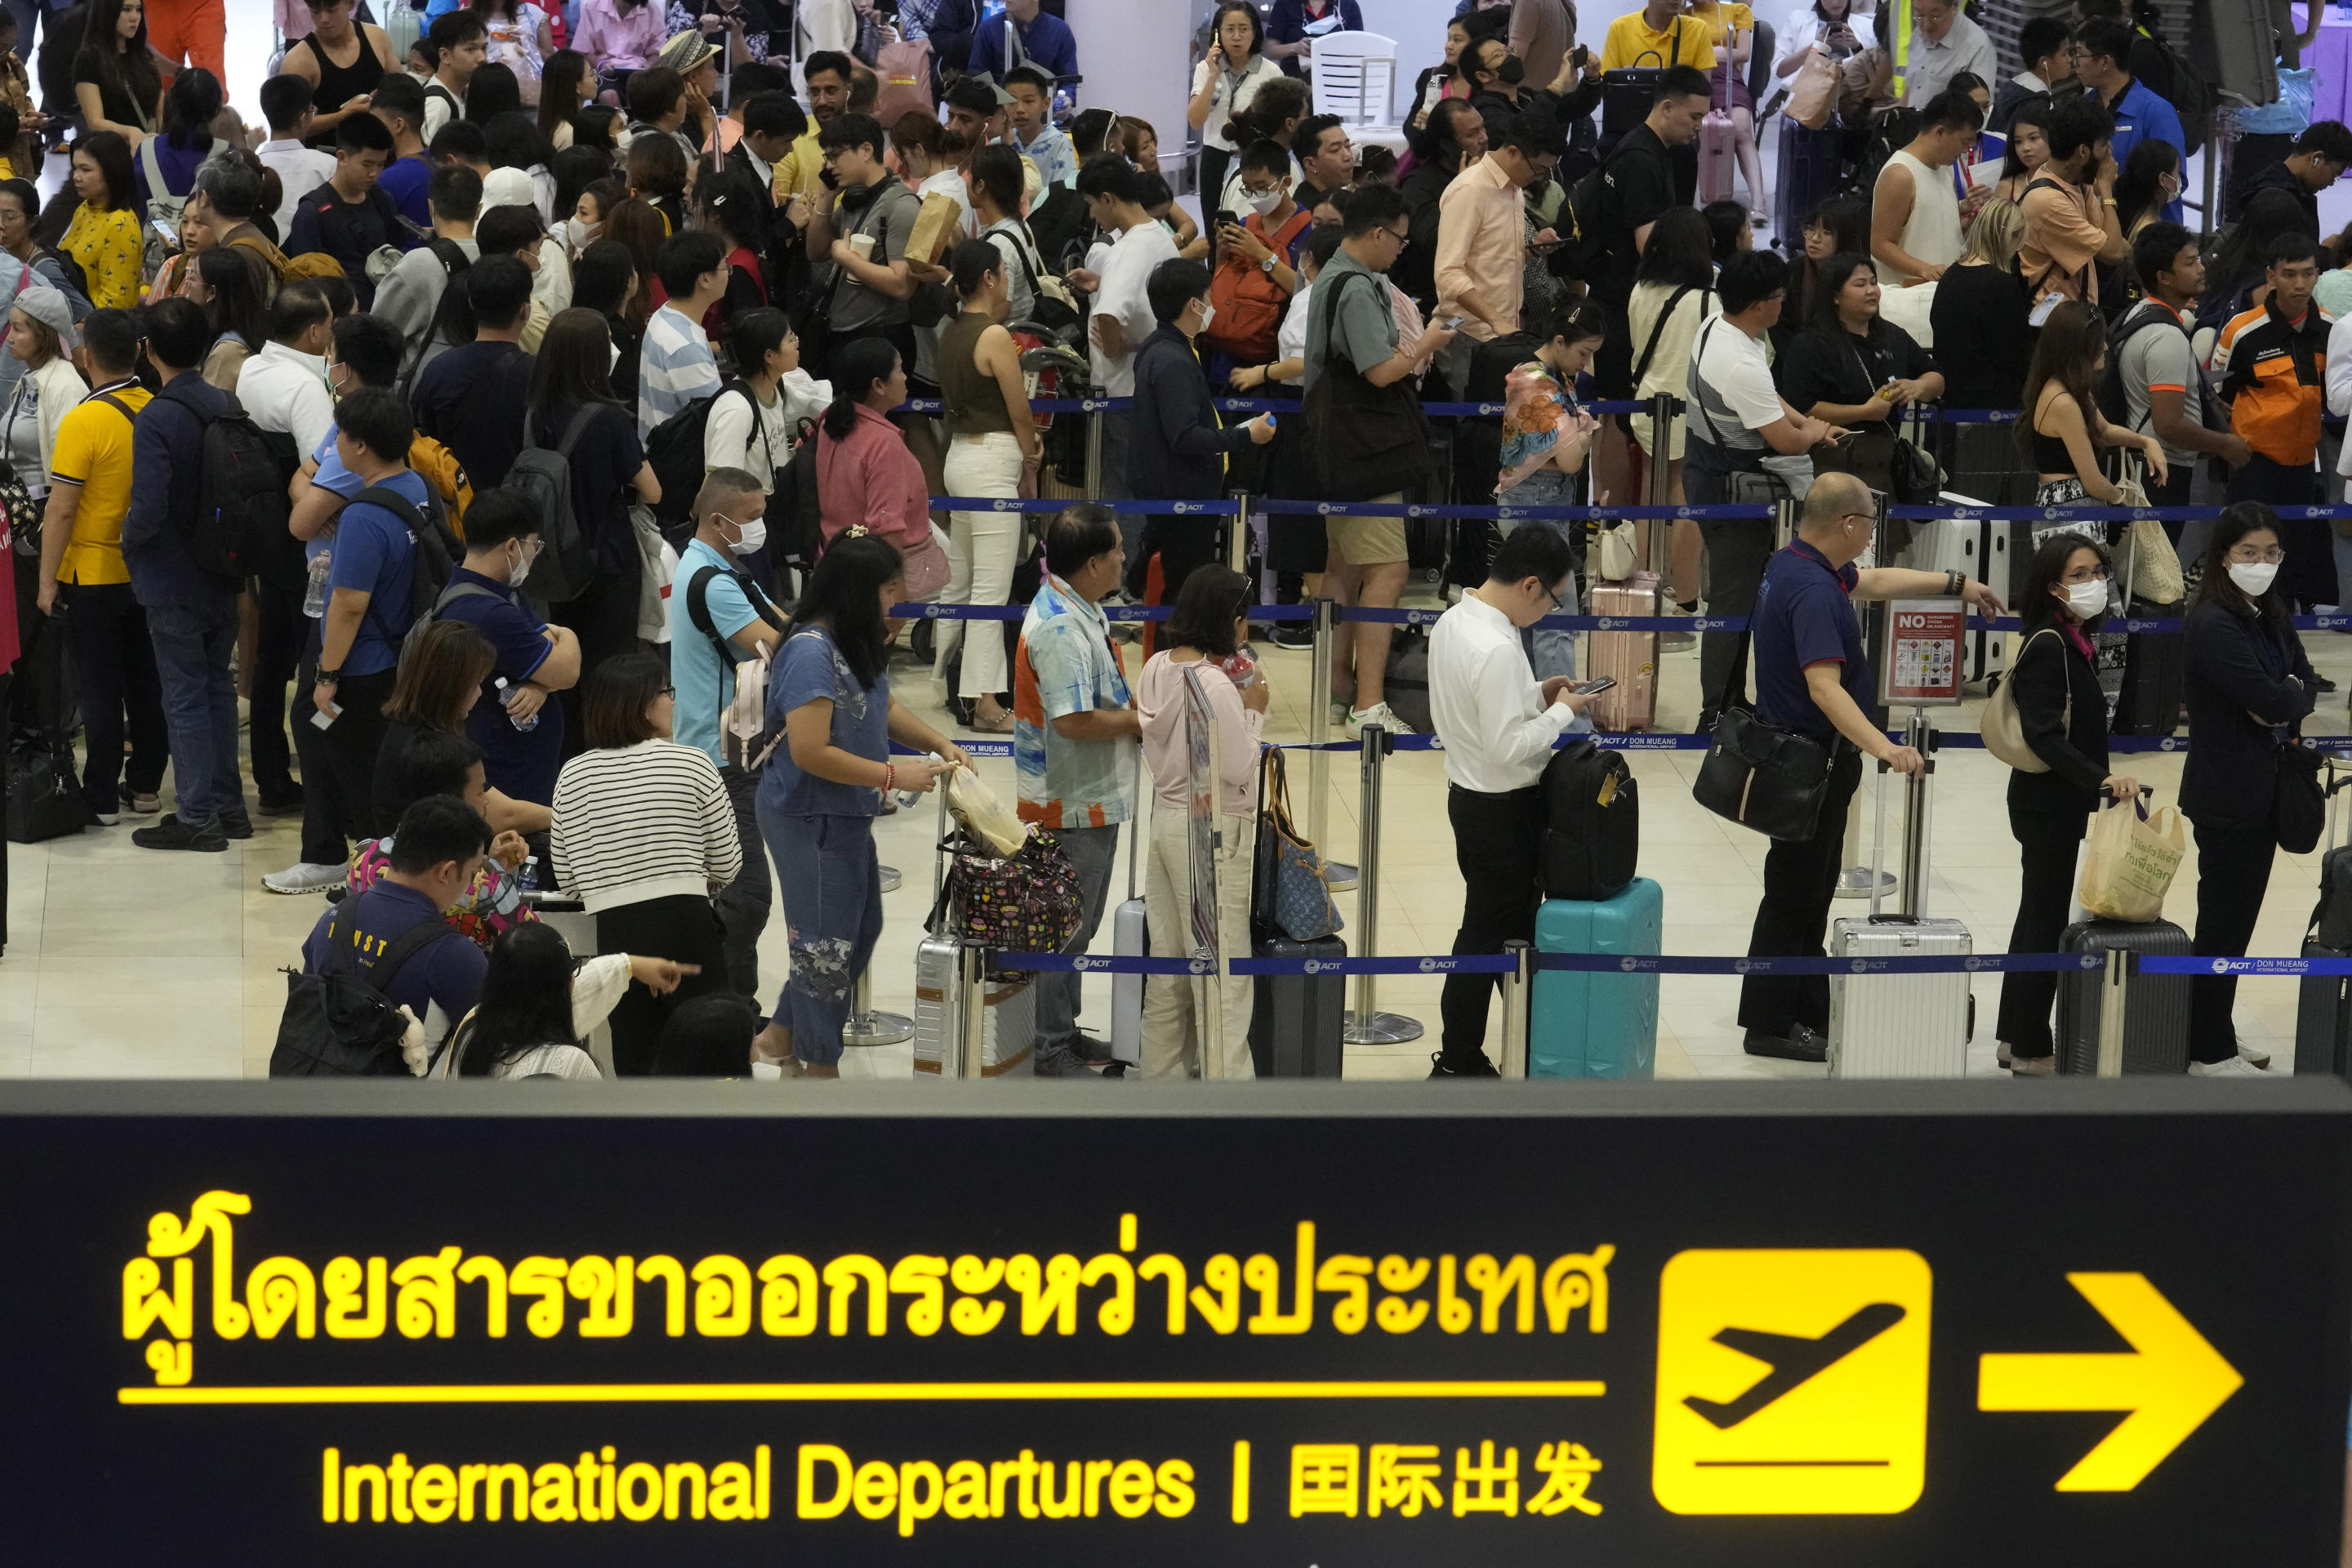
[{"xmin": 965, "ymin": 708, "xmax": 1016, "ymax": 734}]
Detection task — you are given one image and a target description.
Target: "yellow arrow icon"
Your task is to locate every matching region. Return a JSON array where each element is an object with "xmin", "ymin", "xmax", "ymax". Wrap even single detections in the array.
[{"xmin": 1976, "ymin": 1272, "xmax": 2243, "ymax": 1491}]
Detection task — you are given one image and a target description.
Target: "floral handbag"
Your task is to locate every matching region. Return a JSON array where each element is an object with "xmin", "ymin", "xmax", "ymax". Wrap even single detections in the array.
[{"xmin": 940, "ymin": 827, "xmax": 1086, "ymax": 966}]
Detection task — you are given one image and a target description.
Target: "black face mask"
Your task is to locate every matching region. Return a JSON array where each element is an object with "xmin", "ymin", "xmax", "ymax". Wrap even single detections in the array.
[{"xmin": 1497, "ymin": 55, "xmax": 1526, "ymax": 86}]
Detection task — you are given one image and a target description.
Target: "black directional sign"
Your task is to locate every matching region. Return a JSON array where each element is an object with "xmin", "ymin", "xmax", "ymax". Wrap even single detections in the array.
[{"xmin": 0, "ymin": 1079, "xmax": 2345, "ymax": 1564}]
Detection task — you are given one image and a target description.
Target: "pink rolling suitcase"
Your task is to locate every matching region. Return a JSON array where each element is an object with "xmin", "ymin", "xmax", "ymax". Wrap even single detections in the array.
[
  {"xmin": 1698, "ymin": 56, "xmax": 1738, "ymax": 205},
  {"xmin": 1587, "ymin": 572, "xmax": 1660, "ymax": 732}
]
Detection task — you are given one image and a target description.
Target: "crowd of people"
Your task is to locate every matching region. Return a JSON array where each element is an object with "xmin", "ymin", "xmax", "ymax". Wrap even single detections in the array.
[{"xmin": 0, "ymin": 0, "xmax": 2339, "ymax": 1081}]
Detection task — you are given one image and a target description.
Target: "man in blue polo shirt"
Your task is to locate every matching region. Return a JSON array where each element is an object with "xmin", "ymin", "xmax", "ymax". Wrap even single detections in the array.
[
  {"xmin": 314, "ymin": 386, "xmax": 434, "ymax": 841},
  {"xmin": 2072, "ymin": 18, "xmax": 2185, "ymax": 224},
  {"xmin": 1736, "ymin": 472, "xmax": 2004, "ymax": 1062},
  {"xmin": 300, "ymin": 795, "xmax": 493, "ymax": 1052},
  {"xmin": 437, "ymin": 492, "xmax": 578, "ymax": 807},
  {"xmin": 670, "ymin": 467, "xmax": 786, "ymax": 1002}
]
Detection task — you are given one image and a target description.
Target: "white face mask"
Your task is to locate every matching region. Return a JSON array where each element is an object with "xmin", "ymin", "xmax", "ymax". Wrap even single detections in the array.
[
  {"xmin": 1245, "ymin": 188, "xmax": 1282, "ymax": 216},
  {"xmin": 565, "ymin": 216, "xmax": 598, "ymax": 250},
  {"xmin": 723, "ymin": 514, "xmax": 767, "ymax": 556},
  {"xmin": 2063, "ymin": 579, "xmax": 2109, "ymax": 620},
  {"xmin": 508, "ymin": 543, "xmax": 535, "ymax": 588},
  {"xmin": 1193, "ymin": 301, "xmax": 1215, "ymax": 333},
  {"xmin": 2228, "ymin": 560, "xmax": 2280, "ymax": 598}
]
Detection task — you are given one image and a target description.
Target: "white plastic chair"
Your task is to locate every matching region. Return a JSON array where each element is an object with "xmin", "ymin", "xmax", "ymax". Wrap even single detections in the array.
[{"xmin": 1307, "ymin": 30, "xmax": 1400, "ymax": 128}]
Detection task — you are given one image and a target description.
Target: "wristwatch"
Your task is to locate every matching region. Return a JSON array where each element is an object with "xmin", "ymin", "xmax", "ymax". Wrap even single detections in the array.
[
  {"xmin": 1260, "ymin": 254, "xmax": 1276, "ymax": 274},
  {"xmin": 316, "ymin": 667, "xmax": 342, "ymax": 683}
]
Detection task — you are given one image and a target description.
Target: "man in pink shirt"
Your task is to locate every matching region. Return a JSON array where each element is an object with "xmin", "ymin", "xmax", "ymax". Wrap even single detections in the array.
[
  {"xmin": 1435, "ymin": 112, "xmax": 1562, "ymax": 345},
  {"xmin": 574, "ymin": 0, "xmax": 669, "ymax": 75}
]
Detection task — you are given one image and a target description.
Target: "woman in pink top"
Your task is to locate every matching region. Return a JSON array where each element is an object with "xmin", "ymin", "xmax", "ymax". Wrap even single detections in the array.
[
  {"xmin": 815, "ymin": 337, "xmax": 947, "ymax": 604},
  {"xmin": 1135, "ymin": 567, "xmax": 1268, "ymax": 1081},
  {"xmin": 572, "ymin": 0, "xmax": 666, "ymax": 78}
]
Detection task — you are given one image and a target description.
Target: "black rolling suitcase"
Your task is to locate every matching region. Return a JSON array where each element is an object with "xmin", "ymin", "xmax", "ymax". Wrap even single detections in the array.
[
  {"xmin": 2296, "ymin": 764, "xmax": 2352, "ymax": 1075},
  {"xmin": 2054, "ymin": 918, "xmax": 2192, "ymax": 1074},
  {"xmin": 1247, "ymin": 933, "xmax": 1346, "ymax": 1077},
  {"xmin": 2112, "ymin": 594, "xmax": 2185, "ymax": 737}
]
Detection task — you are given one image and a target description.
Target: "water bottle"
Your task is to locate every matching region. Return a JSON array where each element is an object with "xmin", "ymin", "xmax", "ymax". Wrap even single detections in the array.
[
  {"xmin": 303, "ymin": 550, "xmax": 331, "ymax": 617},
  {"xmin": 516, "ymin": 855, "xmax": 540, "ymax": 893},
  {"xmin": 495, "ymin": 676, "xmax": 540, "ymax": 732}
]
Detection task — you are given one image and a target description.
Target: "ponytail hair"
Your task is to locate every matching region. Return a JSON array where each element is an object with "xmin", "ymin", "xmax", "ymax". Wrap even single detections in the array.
[
  {"xmin": 947, "ymin": 237, "xmax": 1001, "ymax": 298},
  {"xmin": 822, "ymin": 336, "xmax": 902, "ymax": 440}
]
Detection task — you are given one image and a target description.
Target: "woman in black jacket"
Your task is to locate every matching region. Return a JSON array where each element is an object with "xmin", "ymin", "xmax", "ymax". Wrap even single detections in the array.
[
  {"xmin": 2180, "ymin": 502, "xmax": 2319, "ymax": 1076},
  {"xmin": 1995, "ymin": 533, "xmax": 2140, "ymax": 1075}
]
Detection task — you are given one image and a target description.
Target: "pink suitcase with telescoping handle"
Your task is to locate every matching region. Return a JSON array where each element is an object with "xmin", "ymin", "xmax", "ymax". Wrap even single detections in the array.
[
  {"xmin": 1699, "ymin": 54, "xmax": 1738, "ymax": 204},
  {"xmin": 1586, "ymin": 572, "xmax": 1661, "ymax": 733}
]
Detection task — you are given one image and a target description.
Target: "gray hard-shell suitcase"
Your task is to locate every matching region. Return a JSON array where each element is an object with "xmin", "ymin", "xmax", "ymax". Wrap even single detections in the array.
[
  {"xmin": 1247, "ymin": 933, "xmax": 1347, "ymax": 1077},
  {"xmin": 2056, "ymin": 918, "xmax": 2193, "ymax": 1075}
]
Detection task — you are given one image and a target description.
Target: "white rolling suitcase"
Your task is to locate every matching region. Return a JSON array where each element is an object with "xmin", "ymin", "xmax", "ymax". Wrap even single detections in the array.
[
  {"xmin": 1108, "ymin": 783, "xmax": 1147, "ymax": 1073},
  {"xmin": 911, "ymin": 786, "xmax": 1039, "ymax": 1077},
  {"xmin": 1829, "ymin": 724, "xmax": 1972, "ymax": 1079}
]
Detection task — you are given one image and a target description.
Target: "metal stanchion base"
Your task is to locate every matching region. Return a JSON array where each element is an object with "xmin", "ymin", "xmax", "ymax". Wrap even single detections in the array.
[
  {"xmin": 843, "ymin": 1009, "xmax": 915, "ymax": 1047},
  {"xmin": 1343, "ymin": 1011, "xmax": 1425, "ymax": 1045},
  {"xmin": 1325, "ymin": 861, "xmax": 1358, "ymax": 891},
  {"xmin": 880, "ymin": 866, "xmax": 902, "ymax": 893},
  {"xmin": 1833, "ymin": 866, "xmax": 1896, "ymax": 899}
]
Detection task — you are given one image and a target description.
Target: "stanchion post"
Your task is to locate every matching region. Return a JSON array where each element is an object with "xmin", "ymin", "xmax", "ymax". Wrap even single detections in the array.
[
  {"xmin": 2096, "ymin": 947, "xmax": 2127, "ymax": 1078},
  {"xmin": 842, "ymin": 964, "xmax": 914, "ymax": 1048},
  {"xmin": 1307, "ymin": 596, "xmax": 1356, "ymax": 890},
  {"xmin": 1084, "ymin": 406, "xmax": 1104, "ymax": 498},
  {"xmin": 1343, "ymin": 723, "xmax": 1422, "ymax": 1045},
  {"xmin": 1498, "ymin": 939, "xmax": 1531, "ymax": 1079},
  {"xmin": 956, "ymin": 942, "xmax": 988, "ymax": 1080},
  {"xmin": 1227, "ymin": 490, "xmax": 1250, "ymax": 574}
]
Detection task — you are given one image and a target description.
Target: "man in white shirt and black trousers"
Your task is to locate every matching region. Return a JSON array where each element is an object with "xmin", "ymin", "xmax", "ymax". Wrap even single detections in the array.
[{"xmin": 1426, "ymin": 526, "xmax": 1603, "ymax": 1077}]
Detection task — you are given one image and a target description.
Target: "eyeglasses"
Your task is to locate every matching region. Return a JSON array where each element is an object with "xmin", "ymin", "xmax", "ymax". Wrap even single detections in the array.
[
  {"xmin": 659, "ymin": 686, "xmax": 677, "ymax": 698},
  {"xmin": 1379, "ymin": 225, "xmax": 1408, "ymax": 245},
  {"xmin": 2230, "ymin": 548, "xmax": 2287, "ymax": 565},
  {"xmin": 1544, "ymin": 581, "xmax": 1565, "ymax": 613}
]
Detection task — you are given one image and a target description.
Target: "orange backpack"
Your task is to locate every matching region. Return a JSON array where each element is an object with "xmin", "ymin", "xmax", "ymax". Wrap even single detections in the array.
[{"xmin": 1205, "ymin": 207, "xmax": 1313, "ymax": 363}]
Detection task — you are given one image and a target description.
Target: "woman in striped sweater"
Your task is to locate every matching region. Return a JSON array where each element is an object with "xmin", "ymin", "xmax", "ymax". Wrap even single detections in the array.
[{"xmin": 550, "ymin": 652, "xmax": 742, "ymax": 1074}]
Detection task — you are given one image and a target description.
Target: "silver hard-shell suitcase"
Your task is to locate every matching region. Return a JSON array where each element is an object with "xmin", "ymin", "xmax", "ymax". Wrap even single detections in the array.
[
  {"xmin": 911, "ymin": 783, "xmax": 1036, "ymax": 1076},
  {"xmin": 1829, "ymin": 724, "xmax": 1972, "ymax": 1079}
]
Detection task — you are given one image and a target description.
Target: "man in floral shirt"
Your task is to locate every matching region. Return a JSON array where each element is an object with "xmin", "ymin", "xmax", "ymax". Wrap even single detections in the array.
[{"xmin": 1013, "ymin": 503, "xmax": 1138, "ymax": 1076}]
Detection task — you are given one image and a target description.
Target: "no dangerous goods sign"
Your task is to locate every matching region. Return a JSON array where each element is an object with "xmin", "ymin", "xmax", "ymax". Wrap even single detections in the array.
[{"xmin": 0, "ymin": 1079, "xmax": 2344, "ymax": 1564}]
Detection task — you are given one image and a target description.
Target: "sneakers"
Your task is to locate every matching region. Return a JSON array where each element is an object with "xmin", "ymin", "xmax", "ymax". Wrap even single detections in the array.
[
  {"xmin": 1428, "ymin": 1052, "xmax": 1499, "ymax": 1078},
  {"xmin": 2189, "ymin": 1054, "xmax": 2267, "ymax": 1077},
  {"xmin": 1269, "ymin": 622, "xmax": 1315, "ymax": 650},
  {"xmin": 257, "ymin": 794, "xmax": 305, "ymax": 817},
  {"xmin": 132, "ymin": 813, "xmax": 227, "ymax": 853},
  {"xmin": 2239, "ymin": 1041, "xmax": 2272, "ymax": 1068},
  {"xmin": 94, "ymin": 809, "xmax": 119, "ymax": 826},
  {"xmin": 263, "ymin": 861, "xmax": 349, "ymax": 895},
  {"xmin": 216, "ymin": 805, "xmax": 254, "ymax": 840},
  {"xmin": 1743, "ymin": 1023, "xmax": 1828, "ymax": 1062},
  {"xmin": 126, "ymin": 792, "xmax": 161, "ymax": 815},
  {"xmin": 2008, "ymin": 1053, "xmax": 2056, "ymax": 1077},
  {"xmin": 1348, "ymin": 702, "xmax": 1415, "ymax": 734}
]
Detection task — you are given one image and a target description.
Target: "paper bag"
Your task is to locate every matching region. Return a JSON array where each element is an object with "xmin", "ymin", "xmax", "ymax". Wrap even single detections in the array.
[
  {"xmin": 2077, "ymin": 795, "xmax": 2185, "ymax": 924},
  {"xmin": 907, "ymin": 192, "xmax": 966, "ymax": 265}
]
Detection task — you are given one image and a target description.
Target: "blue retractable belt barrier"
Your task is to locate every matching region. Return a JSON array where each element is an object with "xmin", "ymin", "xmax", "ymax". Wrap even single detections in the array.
[{"xmin": 973, "ymin": 951, "xmax": 2352, "ymax": 978}]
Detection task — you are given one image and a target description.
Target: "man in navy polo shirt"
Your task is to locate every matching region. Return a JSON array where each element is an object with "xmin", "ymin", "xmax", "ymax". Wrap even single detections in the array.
[
  {"xmin": 299, "ymin": 795, "xmax": 492, "ymax": 1052},
  {"xmin": 2071, "ymin": 18, "xmax": 2185, "ymax": 224},
  {"xmin": 438, "ymin": 492, "xmax": 579, "ymax": 807},
  {"xmin": 1737, "ymin": 472, "xmax": 2004, "ymax": 1062}
]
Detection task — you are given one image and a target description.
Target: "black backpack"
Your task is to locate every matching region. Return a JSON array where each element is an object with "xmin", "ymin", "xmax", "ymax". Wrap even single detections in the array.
[
  {"xmin": 684, "ymin": 561, "xmax": 791, "ymax": 764},
  {"xmin": 348, "ymin": 483, "xmax": 461, "ymax": 651},
  {"xmin": 1846, "ymin": 108, "xmax": 1923, "ymax": 202},
  {"xmin": 1558, "ymin": 133, "xmax": 1664, "ymax": 283},
  {"xmin": 2137, "ymin": 28, "xmax": 2211, "ymax": 156},
  {"xmin": 773, "ymin": 415, "xmax": 824, "ymax": 573},
  {"xmin": 2096, "ymin": 302, "xmax": 2226, "ymax": 440},
  {"xmin": 270, "ymin": 911, "xmax": 457, "ymax": 1076},
  {"xmin": 644, "ymin": 383, "xmax": 766, "ymax": 532},
  {"xmin": 166, "ymin": 384, "xmax": 294, "ymax": 584},
  {"xmin": 504, "ymin": 406, "xmax": 600, "ymax": 604},
  {"xmin": 1540, "ymin": 737, "xmax": 1639, "ymax": 902}
]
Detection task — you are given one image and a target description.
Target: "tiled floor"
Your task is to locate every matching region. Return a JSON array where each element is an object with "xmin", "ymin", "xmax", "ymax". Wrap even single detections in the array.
[{"xmin": 8, "ymin": 603, "xmax": 2349, "ymax": 1082}]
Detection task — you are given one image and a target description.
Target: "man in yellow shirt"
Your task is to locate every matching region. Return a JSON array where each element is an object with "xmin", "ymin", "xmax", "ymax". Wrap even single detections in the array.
[
  {"xmin": 35, "ymin": 306, "xmax": 167, "ymax": 825},
  {"xmin": 1598, "ymin": 0, "xmax": 1716, "ymax": 74},
  {"xmin": 770, "ymin": 48, "xmax": 856, "ymax": 204}
]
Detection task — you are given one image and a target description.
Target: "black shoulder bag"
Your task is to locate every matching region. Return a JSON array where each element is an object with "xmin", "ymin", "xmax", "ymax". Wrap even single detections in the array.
[
  {"xmin": 1302, "ymin": 270, "xmax": 1435, "ymax": 502},
  {"xmin": 1692, "ymin": 623, "xmax": 1846, "ymax": 841}
]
